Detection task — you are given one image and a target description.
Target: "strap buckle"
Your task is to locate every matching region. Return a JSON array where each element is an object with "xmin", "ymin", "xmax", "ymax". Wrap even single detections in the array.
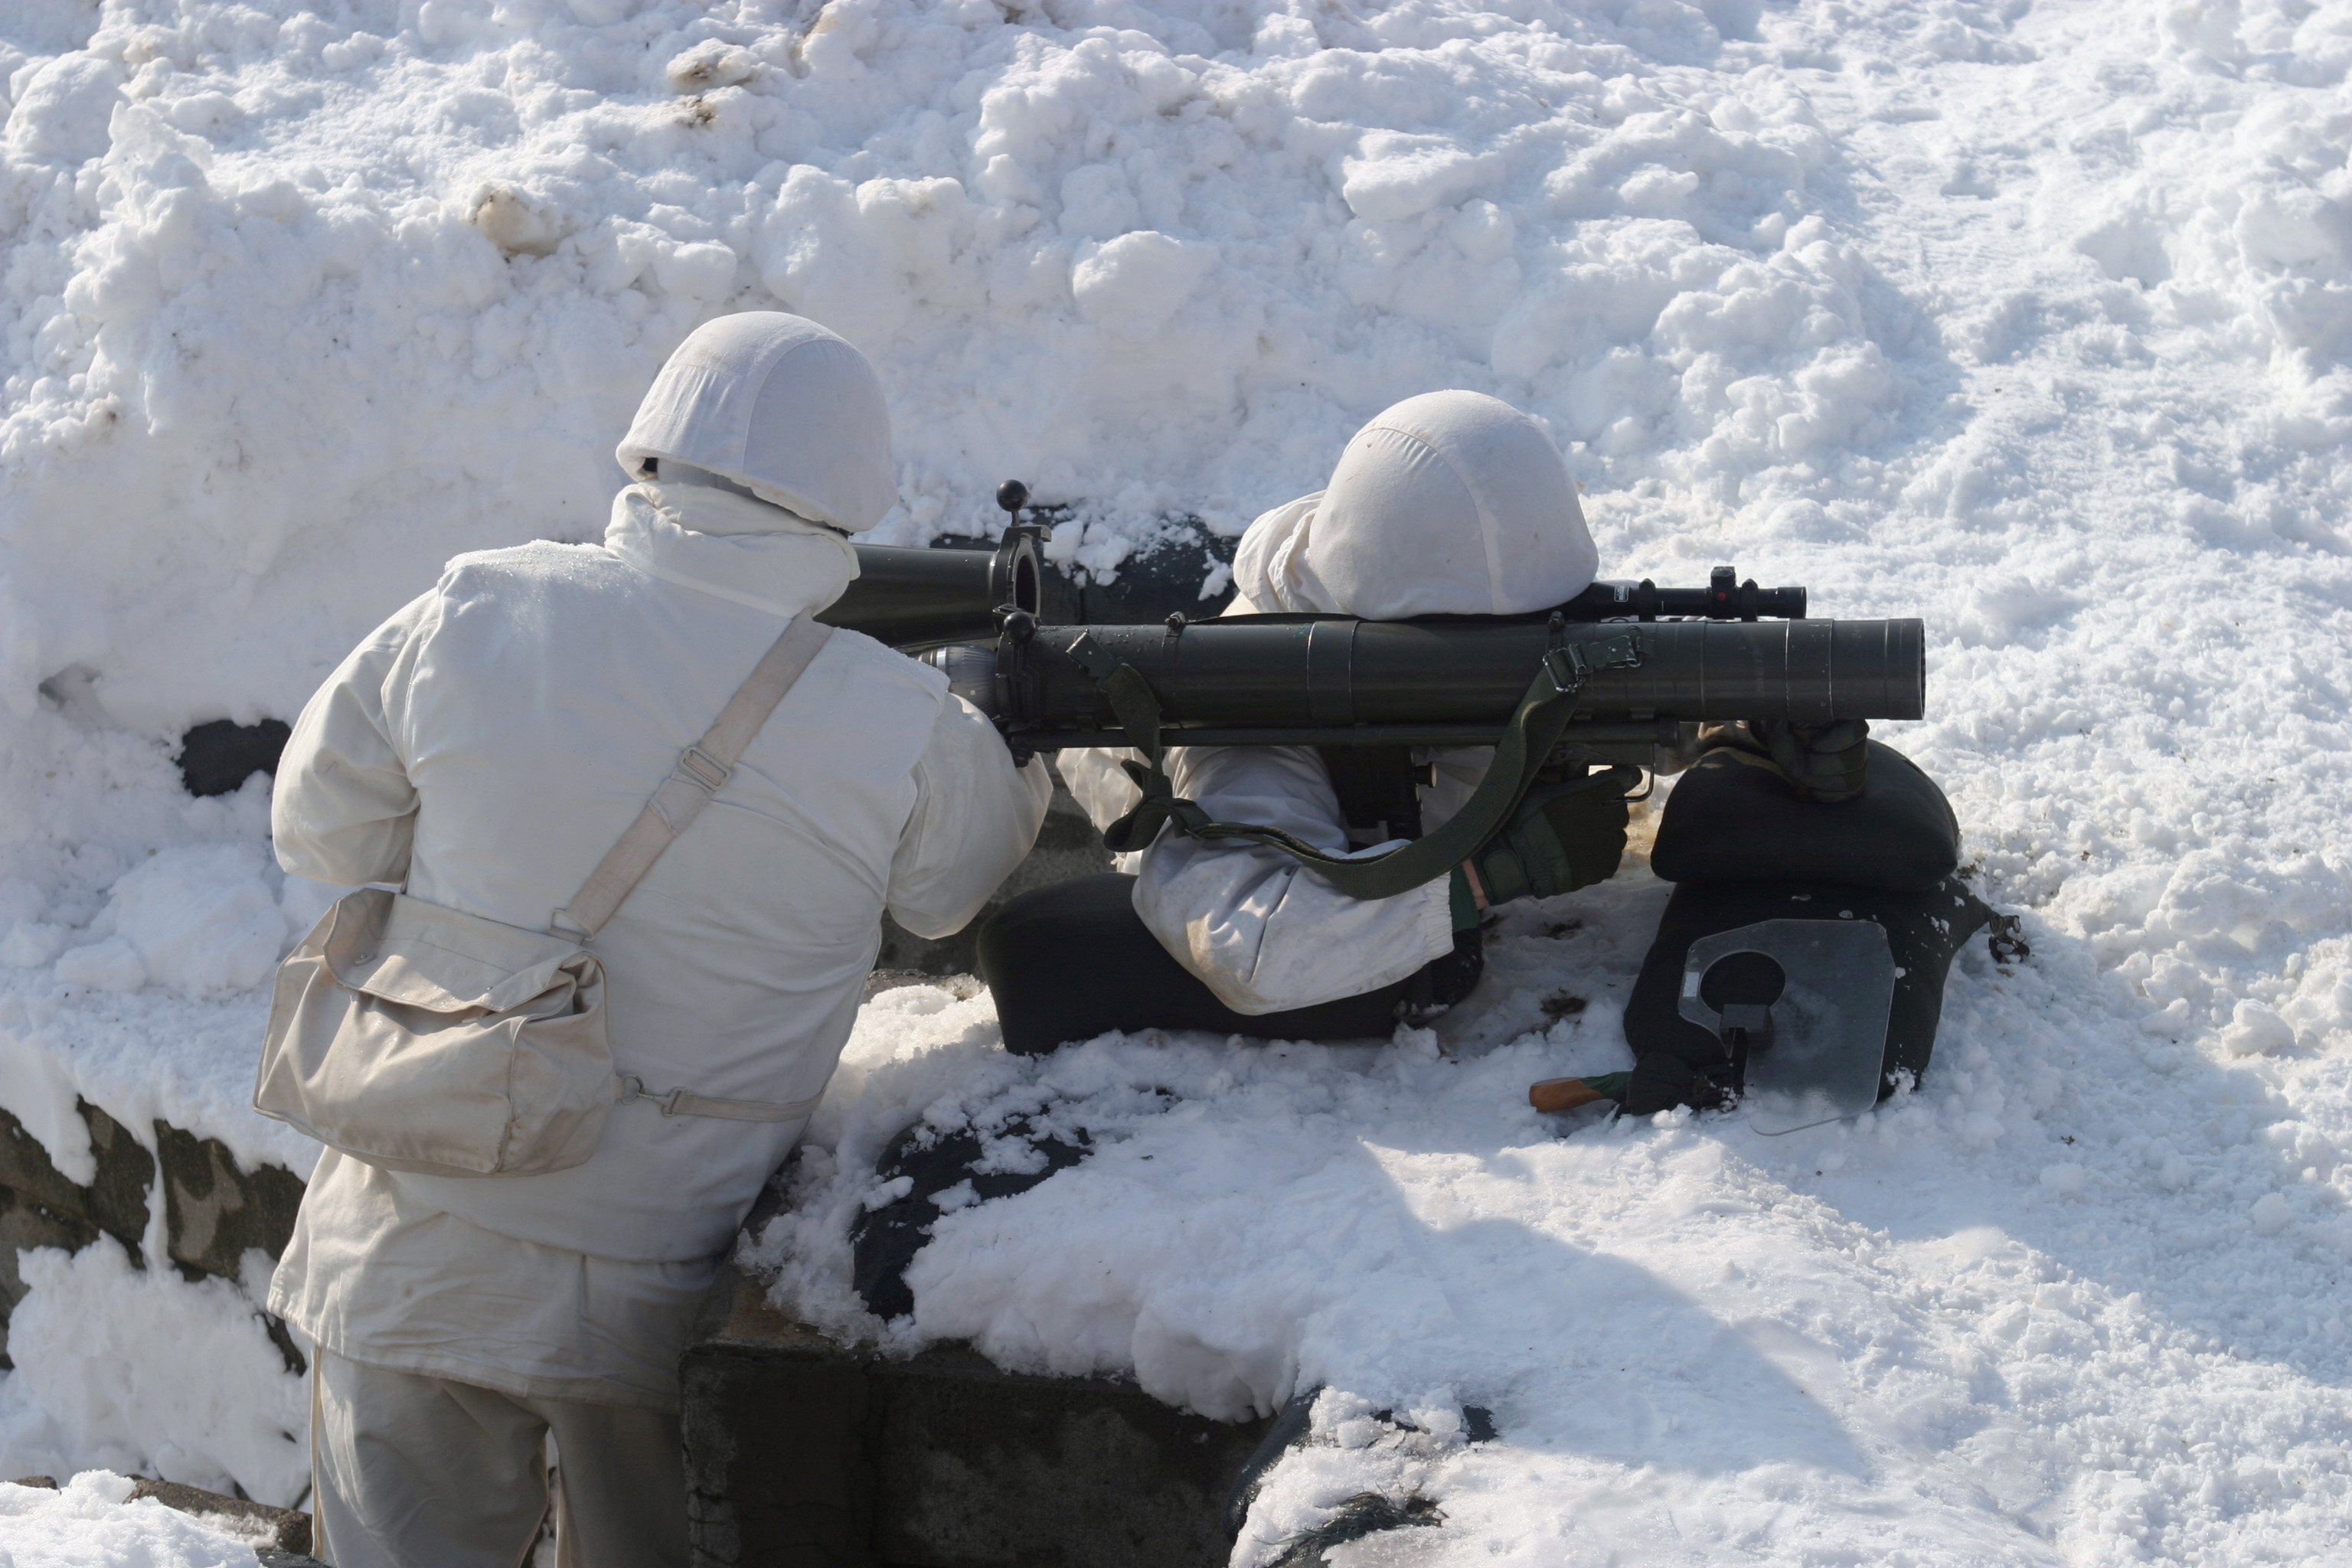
[
  {"xmin": 676, "ymin": 746, "xmax": 730, "ymax": 792},
  {"xmin": 616, "ymin": 1074, "xmax": 688, "ymax": 1116},
  {"xmin": 1544, "ymin": 633, "xmax": 1640, "ymax": 692}
]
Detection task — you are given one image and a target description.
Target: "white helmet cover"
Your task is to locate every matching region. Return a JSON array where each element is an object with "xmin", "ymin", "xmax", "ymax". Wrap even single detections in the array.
[
  {"xmin": 1235, "ymin": 390, "xmax": 1598, "ymax": 619},
  {"xmin": 616, "ymin": 312, "xmax": 898, "ymax": 533}
]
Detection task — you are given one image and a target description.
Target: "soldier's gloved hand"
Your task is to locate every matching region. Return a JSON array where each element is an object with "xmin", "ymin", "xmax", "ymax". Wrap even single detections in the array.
[
  {"xmin": 1699, "ymin": 719, "xmax": 1870, "ymax": 803},
  {"xmin": 1451, "ymin": 768, "xmax": 1637, "ymax": 926}
]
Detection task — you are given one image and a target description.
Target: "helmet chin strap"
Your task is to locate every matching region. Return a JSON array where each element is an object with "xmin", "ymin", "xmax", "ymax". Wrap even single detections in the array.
[
  {"xmin": 648, "ymin": 457, "xmax": 763, "ymax": 502},
  {"xmin": 647, "ymin": 459, "xmax": 855, "ymax": 539}
]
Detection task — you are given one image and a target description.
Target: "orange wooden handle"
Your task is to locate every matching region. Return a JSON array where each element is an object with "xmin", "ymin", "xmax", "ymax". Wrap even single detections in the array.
[{"xmin": 1529, "ymin": 1077, "xmax": 1607, "ymax": 1113}]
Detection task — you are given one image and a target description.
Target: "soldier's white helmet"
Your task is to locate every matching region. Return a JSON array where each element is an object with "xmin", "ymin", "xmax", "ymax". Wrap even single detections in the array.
[
  {"xmin": 1233, "ymin": 390, "xmax": 1597, "ymax": 619},
  {"xmin": 616, "ymin": 312, "xmax": 897, "ymax": 534}
]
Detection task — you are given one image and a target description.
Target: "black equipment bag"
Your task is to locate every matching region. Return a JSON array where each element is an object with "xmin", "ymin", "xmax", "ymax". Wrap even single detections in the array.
[{"xmin": 1649, "ymin": 739, "xmax": 1960, "ymax": 892}]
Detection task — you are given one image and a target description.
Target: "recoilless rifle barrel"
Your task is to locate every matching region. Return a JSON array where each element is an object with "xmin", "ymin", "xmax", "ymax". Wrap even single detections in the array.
[
  {"xmin": 816, "ymin": 531, "xmax": 1044, "ymax": 652},
  {"xmin": 933, "ymin": 614, "xmax": 1922, "ymax": 751}
]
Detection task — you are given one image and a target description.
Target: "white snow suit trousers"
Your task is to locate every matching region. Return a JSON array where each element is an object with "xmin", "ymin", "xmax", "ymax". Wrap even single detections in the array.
[{"xmin": 309, "ymin": 1348, "xmax": 686, "ymax": 1568}]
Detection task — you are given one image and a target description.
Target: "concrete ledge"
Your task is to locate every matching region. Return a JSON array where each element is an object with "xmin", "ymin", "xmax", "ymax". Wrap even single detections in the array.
[
  {"xmin": 126, "ymin": 1475, "xmax": 316, "ymax": 1557},
  {"xmin": 8, "ymin": 1472, "xmax": 318, "ymax": 1561},
  {"xmin": 683, "ymin": 1263, "xmax": 1270, "ymax": 1568}
]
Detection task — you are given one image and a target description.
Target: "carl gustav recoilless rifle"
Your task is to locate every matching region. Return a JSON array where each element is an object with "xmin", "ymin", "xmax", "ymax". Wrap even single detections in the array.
[{"xmin": 817, "ymin": 482, "xmax": 1925, "ymax": 813}]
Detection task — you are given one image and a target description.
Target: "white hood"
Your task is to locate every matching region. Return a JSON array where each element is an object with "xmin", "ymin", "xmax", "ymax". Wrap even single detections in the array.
[
  {"xmin": 616, "ymin": 312, "xmax": 898, "ymax": 534},
  {"xmin": 1230, "ymin": 390, "xmax": 1597, "ymax": 618},
  {"xmin": 603, "ymin": 481, "xmax": 861, "ymax": 619}
]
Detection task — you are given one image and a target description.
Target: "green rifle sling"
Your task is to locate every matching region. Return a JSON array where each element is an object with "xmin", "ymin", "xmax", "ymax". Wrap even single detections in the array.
[{"xmin": 1095, "ymin": 631, "xmax": 1642, "ymax": 900}]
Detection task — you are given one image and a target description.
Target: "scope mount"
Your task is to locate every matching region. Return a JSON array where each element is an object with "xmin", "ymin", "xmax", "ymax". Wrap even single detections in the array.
[{"xmin": 1567, "ymin": 569, "xmax": 1805, "ymax": 622}]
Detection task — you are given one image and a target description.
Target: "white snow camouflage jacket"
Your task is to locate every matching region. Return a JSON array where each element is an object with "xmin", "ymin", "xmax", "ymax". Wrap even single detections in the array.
[{"xmin": 271, "ymin": 479, "xmax": 1050, "ymax": 1262}]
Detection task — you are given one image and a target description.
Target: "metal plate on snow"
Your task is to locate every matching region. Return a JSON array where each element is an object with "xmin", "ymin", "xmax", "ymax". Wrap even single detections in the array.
[{"xmin": 1677, "ymin": 919, "xmax": 1897, "ymax": 1135}]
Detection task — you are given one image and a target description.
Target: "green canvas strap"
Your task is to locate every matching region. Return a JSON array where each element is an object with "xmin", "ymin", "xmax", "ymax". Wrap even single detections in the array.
[{"xmin": 1094, "ymin": 630, "xmax": 1641, "ymax": 900}]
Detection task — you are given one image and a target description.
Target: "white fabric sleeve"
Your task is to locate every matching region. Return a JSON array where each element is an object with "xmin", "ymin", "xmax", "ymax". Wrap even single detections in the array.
[
  {"xmin": 886, "ymin": 694, "xmax": 1054, "ymax": 939},
  {"xmin": 1131, "ymin": 743, "xmax": 1457, "ymax": 1016},
  {"xmin": 1055, "ymin": 746, "xmax": 1145, "ymax": 832},
  {"xmin": 1054, "ymin": 746, "xmax": 1147, "ymax": 874},
  {"xmin": 271, "ymin": 593, "xmax": 437, "ymax": 887}
]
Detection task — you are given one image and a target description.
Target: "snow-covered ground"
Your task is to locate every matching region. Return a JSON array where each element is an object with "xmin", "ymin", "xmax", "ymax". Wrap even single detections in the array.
[
  {"xmin": 0, "ymin": 1472, "xmax": 270, "ymax": 1568},
  {"xmin": 3, "ymin": 0, "xmax": 2350, "ymax": 1562}
]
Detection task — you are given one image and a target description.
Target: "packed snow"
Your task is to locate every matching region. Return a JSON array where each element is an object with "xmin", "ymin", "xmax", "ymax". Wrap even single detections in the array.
[
  {"xmin": 0, "ymin": 1472, "xmax": 264, "ymax": 1568},
  {"xmin": 2, "ymin": 1243, "xmax": 309, "ymax": 1509},
  {"xmin": 2, "ymin": 0, "xmax": 2350, "ymax": 1563}
]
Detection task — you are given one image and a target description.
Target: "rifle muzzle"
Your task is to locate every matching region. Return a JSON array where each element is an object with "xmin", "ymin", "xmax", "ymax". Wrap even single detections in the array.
[{"xmin": 817, "ymin": 531, "xmax": 1044, "ymax": 652}]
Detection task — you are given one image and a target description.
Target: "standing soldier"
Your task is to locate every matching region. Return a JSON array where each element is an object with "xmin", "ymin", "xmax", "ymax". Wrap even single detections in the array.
[{"xmin": 267, "ymin": 313, "xmax": 1050, "ymax": 1566}]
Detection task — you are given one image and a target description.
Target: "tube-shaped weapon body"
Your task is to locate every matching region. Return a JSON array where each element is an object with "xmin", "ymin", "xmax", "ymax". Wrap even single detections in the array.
[{"xmin": 936, "ymin": 616, "xmax": 1922, "ymax": 750}]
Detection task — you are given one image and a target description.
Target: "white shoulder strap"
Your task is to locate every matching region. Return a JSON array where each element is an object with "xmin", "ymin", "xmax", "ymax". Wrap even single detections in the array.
[{"xmin": 553, "ymin": 616, "xmax": 833, "ymax": 940}]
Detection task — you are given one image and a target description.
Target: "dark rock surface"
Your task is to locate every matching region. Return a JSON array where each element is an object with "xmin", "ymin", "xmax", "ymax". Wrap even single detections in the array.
[
  {"xmin": 0, "ymin": 1099, "xmax": 308, "ymax": 1369},
  {"xmin": 154, "ymin": 1120, "xmax": 305, "ymax": 1282},
  {"xmin": 849, "ymin": 1113, "xmax": 1091, "ymax": 1321},
  {"xmin": 175, "ymin": 718, "xmax": 292, "ymax": 798},
  {"xmin": 1264, "ymin": 1493, "xmax": 1442, "ymax": 1567},
  {"xmin": 0, "ymin": 1102, "xmax": 156, "ymax": 1364}
]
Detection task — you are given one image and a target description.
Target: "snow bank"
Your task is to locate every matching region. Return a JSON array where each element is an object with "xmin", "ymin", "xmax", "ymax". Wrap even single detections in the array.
[
  {"xmin": 2, "ymin": 0, "xmax": 1945, "ymax": 735},
  {"xmin": 0, "ymin": 1472, "xmax": 262, "ymax": 1568},
  {"xmin": 0, "ymin": 1240, "xmax": 308, "ymax": 1507},
  {"xmin": 0, "ymin": 0, "xmax": 2344, "ymax": 1559}
]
